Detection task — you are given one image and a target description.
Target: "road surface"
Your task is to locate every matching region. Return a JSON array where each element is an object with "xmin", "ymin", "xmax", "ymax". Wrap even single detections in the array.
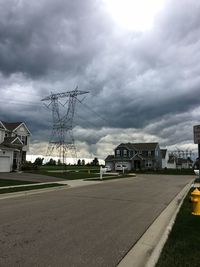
[{"xmin": 0, "ymin": 174, "xmax": 192, "ymax": 267}]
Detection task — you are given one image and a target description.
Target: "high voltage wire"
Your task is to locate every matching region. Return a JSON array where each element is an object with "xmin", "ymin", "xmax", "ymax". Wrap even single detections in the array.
[
  {"xmin": 76, "ymin": 97, "xmax": 110, "ymax": 124},
  {"xmin": 0, "ymin": 93, "xmax": 110, "ymax": 127},
  {"xmin": 0, "ymin": 99, "xmax": 42, "ymax": 106},
  {"xmin": 74, "ymin": 110, "xmax": 103, "ymax": 129}
]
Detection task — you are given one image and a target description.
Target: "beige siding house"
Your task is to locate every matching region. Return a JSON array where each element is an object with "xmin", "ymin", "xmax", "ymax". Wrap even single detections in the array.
[{"xmin": 0, "ymin": 121, "xmax": 31, "ymax": 172}]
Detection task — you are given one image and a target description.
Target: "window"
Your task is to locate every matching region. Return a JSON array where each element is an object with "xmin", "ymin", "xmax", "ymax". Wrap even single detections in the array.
[
  {"xmin": 146, "ymin": 160, "xmax": 152, "ymax": 167},
  {"xmin": 116, "ymin": 150, "xmax": 120, "ymax": 157},
  {"xmin": 19, "ymin": 135, "xmax": 27, "ymax": 145},
  {"xmin": 148, "ymin": 151, "xmax": 151, "ymax": 156},
  {"xmin": 139, "ymin": 150, "xmax": 142, "ymax": 155},
  {"xmin": 123, "ymin": 150, "xmax": 127, "ymax": 157}
]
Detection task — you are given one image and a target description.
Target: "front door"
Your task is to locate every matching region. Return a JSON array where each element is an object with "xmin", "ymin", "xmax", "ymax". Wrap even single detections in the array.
[{"xmin": 134, "ymin": 160, "xmax": 141, "ymax": 170}]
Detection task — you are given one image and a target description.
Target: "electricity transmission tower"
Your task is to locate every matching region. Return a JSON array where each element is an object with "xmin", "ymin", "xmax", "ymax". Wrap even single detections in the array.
[{"xmin": 41, "ymin": 87, "xmax": 89, "ymax": 164}]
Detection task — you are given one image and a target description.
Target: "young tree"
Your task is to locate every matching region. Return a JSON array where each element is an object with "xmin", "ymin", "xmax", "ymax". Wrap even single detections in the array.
[
  {"xmin": 46, "ymin": 158, "xmax": 56, "ymax": 166},
  {"xmin": 34, "ymin": 157, "xmax": 44, "ymax": 166},
  {"xmin": 77, "ymin": 159, "xmax": 81, "ymax": 165},
  {"xmin": 92, "ymin": 157, "xmax": 99, "ymax": 166},
  {"xmin": 81, "ymin": 159, "xmax": 85, "ymax": 166},
  {"xmin": 57, "ymin": 159, "xmax": 62, "ymax": 166}
]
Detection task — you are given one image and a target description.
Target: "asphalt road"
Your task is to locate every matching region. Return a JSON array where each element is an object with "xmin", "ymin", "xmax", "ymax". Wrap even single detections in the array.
[{"xmin": 0, "ymin": 174, "xmax": 192, "ymax": 267}]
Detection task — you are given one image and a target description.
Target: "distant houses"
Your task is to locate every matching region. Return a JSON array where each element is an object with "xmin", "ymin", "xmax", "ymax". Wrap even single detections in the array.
[{"xmin": 105, "ymin": 142, "xmax": 193, "ymax": 171}]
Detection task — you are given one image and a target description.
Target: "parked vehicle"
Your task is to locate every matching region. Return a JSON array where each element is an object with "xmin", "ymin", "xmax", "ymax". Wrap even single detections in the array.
[
  {"xmin": 115, "ymin": 164, "xmax": 128, "ymax": 171},
  {"xmin": 194, "ymin": 170, "xmax": 199, "ymax": 175},
  {"xmin": 105, "ymin": 166, "xmax": 112, "ymax": 172}
]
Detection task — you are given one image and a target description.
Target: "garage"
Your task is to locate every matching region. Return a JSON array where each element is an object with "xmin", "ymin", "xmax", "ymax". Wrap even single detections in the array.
[{"xmin": 0, "ymin": 156, "xmax": 11, "ymax": 172}]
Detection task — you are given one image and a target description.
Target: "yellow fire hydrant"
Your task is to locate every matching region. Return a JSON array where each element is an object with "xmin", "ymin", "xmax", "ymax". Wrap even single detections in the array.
[{"xmin": 191, "ymin": 188, "xmax": 200, "ymax": 216}]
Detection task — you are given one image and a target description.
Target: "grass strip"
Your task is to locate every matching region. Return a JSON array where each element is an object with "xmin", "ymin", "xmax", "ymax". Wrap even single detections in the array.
[
  {"xmin": 0, "ymin": 183, "xmax": 66, "ymax": 194},
  {"xmin": 156, "ymin": 188, "xmax": 200, "ymax": 267},
  {"xmin": 27, "ymin": 170, "xmax": 117, "ymax": 180},
  {"xmin": 0, "ymin": 179, "xmax": 38, "ymax": 187}
]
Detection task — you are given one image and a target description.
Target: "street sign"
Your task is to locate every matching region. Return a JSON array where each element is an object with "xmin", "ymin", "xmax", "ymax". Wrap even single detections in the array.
[{"xmin": 194, "ymin": 125, "xmax": 200, "ymax": 144}]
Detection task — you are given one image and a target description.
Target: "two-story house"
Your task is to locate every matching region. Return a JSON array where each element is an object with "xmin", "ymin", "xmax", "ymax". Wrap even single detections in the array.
[
  {"xmin": 105, "ymin": 142, "xmax": 162, "ymax": 171},
  {"xmin": 0, "ymin": 121, "xmax": 31, "ymax": 172}
]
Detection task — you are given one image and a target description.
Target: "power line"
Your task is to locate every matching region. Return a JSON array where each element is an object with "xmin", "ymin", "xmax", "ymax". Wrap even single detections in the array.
[
  {"xmin": 76, "ymin": 97, "xmax": 110, "ymax": 124},
  {"xmin": 0, "ymin": 98, "xmax": 41, "ymax": 107}
]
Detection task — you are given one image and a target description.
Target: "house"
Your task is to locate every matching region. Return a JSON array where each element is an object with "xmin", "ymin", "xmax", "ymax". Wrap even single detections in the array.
[
  {"xmin": 105, "ymin": 142, "xmax": 162, "ymax": 171},
  {"xmin": 176, "ymin": 157, "xmax": 193, "ymax": 169},
  {"xmin": 166, "ymin": 153, "xmax": 193, "ymax": 169},
  {"xmin": 0, "ymin": 121, "xmax": 31, "ymax": 172}
]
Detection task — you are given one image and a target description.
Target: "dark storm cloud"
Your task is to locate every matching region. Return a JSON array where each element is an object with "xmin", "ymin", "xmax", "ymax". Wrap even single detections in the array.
[{"xmin": 0, "ymin": 0, "xmax": 109, "ymax": 77}]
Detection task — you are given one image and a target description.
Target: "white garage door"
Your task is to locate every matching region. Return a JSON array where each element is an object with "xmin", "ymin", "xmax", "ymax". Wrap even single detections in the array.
[{"xmin": 0, "ymin": 156, "xmax": 10, "ymax": 172}]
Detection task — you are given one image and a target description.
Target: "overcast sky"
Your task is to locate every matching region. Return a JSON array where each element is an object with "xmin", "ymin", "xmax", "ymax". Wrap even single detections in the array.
[{"xmin": 0, "ymin": 0, "xmax": 200, "ymax": 160}]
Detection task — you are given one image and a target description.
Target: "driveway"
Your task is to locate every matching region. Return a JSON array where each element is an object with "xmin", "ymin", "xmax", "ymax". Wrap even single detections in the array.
[
  {"xmin": 0, "ymin": 174, "xmax": 192, "ymax": 267},
  {"xmin": 0, "ymin": 172, "xmax": 65, "ymax": 182}
]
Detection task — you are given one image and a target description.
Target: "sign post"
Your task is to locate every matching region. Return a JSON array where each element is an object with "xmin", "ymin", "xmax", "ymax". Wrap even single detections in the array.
[
  {"xmin": 193, "ymin": 125, "xmax": 200, "ymax": 179},
  {"xmin": 100, "ymin": 166, "xmax": 103, "ymax": 180}
]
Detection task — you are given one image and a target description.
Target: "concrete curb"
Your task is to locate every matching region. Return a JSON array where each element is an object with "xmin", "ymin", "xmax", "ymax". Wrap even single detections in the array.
[
  {"xmin": 117, "ymin": 181, "xmax": 192, "ymax": 267},
  {"xmin": 0, "ymin": 185, "xmax": 69, "ymax": 200}
]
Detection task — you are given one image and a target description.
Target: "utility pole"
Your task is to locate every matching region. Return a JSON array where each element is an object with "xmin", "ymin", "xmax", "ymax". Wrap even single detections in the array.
[{"xmin": 41, "ymin": 87, "xmax": 89, "ymax": 164}]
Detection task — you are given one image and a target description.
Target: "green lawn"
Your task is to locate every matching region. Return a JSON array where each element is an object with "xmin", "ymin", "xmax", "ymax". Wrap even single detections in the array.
[
  {"xmin": 0, "ymin": 179, "xmax": 38, "ymax": 187},
  {"xmin": 0, "ymin": 183, "xmax": 66, "ymax": 194},
  {"xmin": 40, "ymin": 165, "xmax": 100, "ymax": 172},
  {"xmin": 156, "ymin": 188, "xmax": 200, "ymax": 267},
  {"xmin": 28, "ymin": 166, "xmax": 117, "ymax": 180}
]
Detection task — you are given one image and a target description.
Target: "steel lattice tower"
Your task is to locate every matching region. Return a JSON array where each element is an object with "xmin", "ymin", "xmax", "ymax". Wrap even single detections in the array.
[{"xmin": 41, "ymin": 87, "xmax": 89, "ymax": 164}]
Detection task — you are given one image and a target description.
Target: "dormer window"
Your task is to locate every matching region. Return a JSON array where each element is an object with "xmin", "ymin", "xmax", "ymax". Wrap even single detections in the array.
[{"xmin": 116, "ymin": 149, "xmax": 120, "ymax": 157}]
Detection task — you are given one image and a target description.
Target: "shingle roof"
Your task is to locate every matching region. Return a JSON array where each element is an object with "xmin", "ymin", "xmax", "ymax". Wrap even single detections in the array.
[
  {"xmin": 117, "ymin": 142, "xmax": 159, "ymax": 150},
  {"xmin": 0, "ymin": 144, "xmax": 17, "ymax": 151},
  {"xmin": 2, "ymin": 137, "xmax": 23, "ymax": 147},
  {"xmin": 105, "ymin": 155, "xmax": 115, "ymax": 161},
  {"xmin": 1, "ymin": 121, "xmax": 23, "ymax": 131}
]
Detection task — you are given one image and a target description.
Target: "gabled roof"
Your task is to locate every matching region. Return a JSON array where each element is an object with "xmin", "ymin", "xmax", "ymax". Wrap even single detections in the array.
[
  {"xmin": 0, "ymin": 121, "xmax": 31, "ymax": 134},
  {"xmin": 1, "ymin": 137, "xmax": 23, "ymax": 148},
  {"xmin": 116, "ymin": 142, "xmax": 159, "ymax": 151},
  {"xmin": 105, "ymin": 155, "xmax": 115, "ymax": 161},
  {"xmin": 1, "ymin": 121, "xmax": 23, "ymax": 131},
  {"xmin": 131, "ymin": 154, "xmax": 144, "ymax": 160},
  {"xmin": 0, "ymin": 121, "xmax": 6, "ymax": 130},
  {"xmin": 3, "ymin": 137, "xmax": 23, "ymax": 145}
]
